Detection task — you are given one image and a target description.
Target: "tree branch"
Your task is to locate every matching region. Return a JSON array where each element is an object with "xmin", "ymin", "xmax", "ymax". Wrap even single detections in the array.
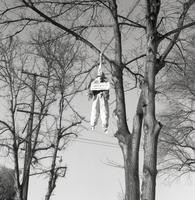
[
  {"xmin": 118, "ymin": 15, "xmax": 146, "ymax": 29},
  {"xmin": 160, "ymin": 0, "xmax": 195, "ymax": 61},
  {"xmin": 21, "ymin": 0, "xmax": 112, "ymax": 63}
]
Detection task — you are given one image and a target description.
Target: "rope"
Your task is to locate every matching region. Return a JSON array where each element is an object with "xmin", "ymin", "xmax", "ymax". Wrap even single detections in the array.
[{"xmin": 98, "ymin": 53, "xmax": 102, "ymax": 74}]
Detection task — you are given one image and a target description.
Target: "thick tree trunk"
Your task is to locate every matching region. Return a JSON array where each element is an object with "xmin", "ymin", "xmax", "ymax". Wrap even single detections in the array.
[
  {"xmin": 116, "ymin": 112, "xmax": 142, "ymax": 200},
  {"xmin": 141, "ymin": 1, "xmax": 162, "ymax": 200},
  {"xmin": 121, "ymin": 92, "xmax": 144, "ymax": 200},
  {"xmin": 141, "ymin": 61, "xmax": 161, "ymax": 200},
  {"xmin": 124, "ymin": 113, "xmax": 142, "ymax": 200},
  {"xmin": 141, "ymin": 122, "xmax": 160, "ymax": 200}
]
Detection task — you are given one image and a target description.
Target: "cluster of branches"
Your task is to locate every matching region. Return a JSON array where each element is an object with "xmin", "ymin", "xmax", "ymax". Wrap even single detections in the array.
[
  {"xmin": 0, "ymin": 29, "xmax": 85, "ymax": 200},
  {"xmin": 157, "ymin": 41, "xmax": 195, "ymax": 180}
]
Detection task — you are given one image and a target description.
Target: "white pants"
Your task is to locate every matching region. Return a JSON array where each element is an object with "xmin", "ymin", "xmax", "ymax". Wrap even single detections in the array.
[{"xmin": 90, "ymin": 93, "xmax": 109, "ymax": 129}]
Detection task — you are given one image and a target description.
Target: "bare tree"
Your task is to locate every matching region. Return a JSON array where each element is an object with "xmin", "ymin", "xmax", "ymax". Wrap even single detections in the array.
[
  {"xmin": 0, "ymin": 33, "xmax": 83, "ymax": 200},
  {"xmin": 157, "ymin": 40, "xmax": 195, "ymax": 180},
  {"xmin": 30, "ymin": 28, "xmax": 83, "ymax": 200},
  {"xmin": 0, "ymin": 1, "xmax": 195, "ymax": 200},
  {"xmin": 0, "ymin": 37, "xmax": 57, "ymax": 200}
]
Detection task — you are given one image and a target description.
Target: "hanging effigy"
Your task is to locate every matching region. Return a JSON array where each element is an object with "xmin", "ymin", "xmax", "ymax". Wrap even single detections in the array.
[{"xmin": 88, "ymin": 53, "xmax": 110, "ymax": 133}]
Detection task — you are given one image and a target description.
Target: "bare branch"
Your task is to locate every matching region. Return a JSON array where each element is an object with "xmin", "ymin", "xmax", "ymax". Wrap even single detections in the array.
[{"xmin": 160, "ymin": 0, "xmax": 195, "ymax": 61}]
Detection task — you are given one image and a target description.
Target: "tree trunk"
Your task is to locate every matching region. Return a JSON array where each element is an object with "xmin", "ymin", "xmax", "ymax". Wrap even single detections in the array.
[
  {"xmin": 121, "ymin": 91, "xmax": 144, "ymax": 200},
  {"xmin": 116, "ymin": 112, "xmax": 142, "ymax": 200},
  {"xmin": 141, "ymin": 123, "xmax": 160, "ymax": 200},
  {"xmin": 124, "ymin": 113, "xmax": 142, "ymax": 200},
  {"xmin": 45, "ymin": 135, "xmax": 60, "ymax": 200},
  {"xmin": 141, "ymin": 1, "xmax": 162, "ymax": 200},
  {"xmin": 22, "ymin": 75, "xmax": 36, "ymax": 200},
  {"xmin": 13, "ymin": 148, "xmax": 23, "ymax": 200},
  {"xmin": 110, "ymin": 1, "xmax": 141, "ymax": 200}
]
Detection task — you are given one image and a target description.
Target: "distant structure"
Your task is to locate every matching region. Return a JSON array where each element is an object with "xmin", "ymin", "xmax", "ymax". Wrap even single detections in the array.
[{"xmin": 0, "ymin": 166, "xmax": 16, "ymax": 200}]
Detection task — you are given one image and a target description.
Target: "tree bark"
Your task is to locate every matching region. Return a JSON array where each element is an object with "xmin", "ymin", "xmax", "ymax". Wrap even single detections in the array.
[
  {"xmin": 125, "ymin": 114, "xmax": 142, "ymax": 200},
  {"xmin": 110, "ymin": 1, "xmax": 141, "ymax": 200},
  {"xmin": 141, "ymin": 1, "xmax": 162, "ymax": 200}
]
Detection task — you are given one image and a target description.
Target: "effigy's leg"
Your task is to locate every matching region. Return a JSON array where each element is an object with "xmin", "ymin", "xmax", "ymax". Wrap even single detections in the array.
[
  {"xmin": 99, "ymin": 94, "xmax": 109, "ymax": 133},
  {"xmin": 90, "ymin": 95, "xmax": 100, "ymax": 130}
]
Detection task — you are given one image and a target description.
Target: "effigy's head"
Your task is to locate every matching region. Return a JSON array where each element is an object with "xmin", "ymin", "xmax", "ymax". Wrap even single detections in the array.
[{"xmin": 96, "ymin": 72, "xmax": 107, "ymax": 82}]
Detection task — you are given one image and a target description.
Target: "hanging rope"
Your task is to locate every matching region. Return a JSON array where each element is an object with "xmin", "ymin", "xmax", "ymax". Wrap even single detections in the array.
[{"xmin": 98, "ymin": 52, "xmax": 103, "ymax": 75}]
